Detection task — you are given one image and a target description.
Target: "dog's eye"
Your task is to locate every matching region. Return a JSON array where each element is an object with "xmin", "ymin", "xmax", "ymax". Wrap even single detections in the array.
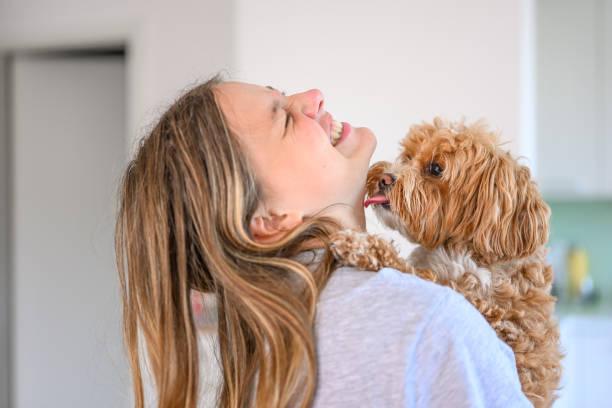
[{"xmin": 426, "ymin": 162, "xmax": 443, "ymax": 177}]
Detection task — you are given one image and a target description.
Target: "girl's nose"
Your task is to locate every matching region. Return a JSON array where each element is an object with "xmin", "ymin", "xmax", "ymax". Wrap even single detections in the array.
[{"xmin": 296, "ymin": 89, "xmax": 324, "ymax": 119}]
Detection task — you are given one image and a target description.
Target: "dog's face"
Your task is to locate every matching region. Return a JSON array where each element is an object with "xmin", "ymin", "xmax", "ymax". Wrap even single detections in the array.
[{"xmin": 366, "ymin": 118, "xmax": 550, "ymax": 265}]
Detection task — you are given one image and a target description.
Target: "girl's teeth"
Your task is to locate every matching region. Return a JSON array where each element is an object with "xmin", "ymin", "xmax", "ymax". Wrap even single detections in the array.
[{"xmin": 330, "ymin": 119, "xmax": 343, "ymax": 145}]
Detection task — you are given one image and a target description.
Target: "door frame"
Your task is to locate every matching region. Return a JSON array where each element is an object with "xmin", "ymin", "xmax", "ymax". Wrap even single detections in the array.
[{"xmin": 0, "ymin": 53, "xmax": 12, "ymax": 408}]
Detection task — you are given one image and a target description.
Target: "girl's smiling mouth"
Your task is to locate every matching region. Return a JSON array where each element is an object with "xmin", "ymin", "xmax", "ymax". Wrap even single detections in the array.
[{"xmin": 331, "ymin": 120, "xmax": 351, "ymax": 146}]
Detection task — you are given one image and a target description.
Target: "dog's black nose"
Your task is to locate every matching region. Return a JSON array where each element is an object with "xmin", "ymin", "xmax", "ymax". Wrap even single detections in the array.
[{"xmin": 378, "ymin": 173, "xmax": 396, "ymax": 190}]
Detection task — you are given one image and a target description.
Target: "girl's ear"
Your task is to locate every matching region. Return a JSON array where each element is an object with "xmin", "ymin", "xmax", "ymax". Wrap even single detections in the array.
[{"xmin": 249, "ymin": 208, "xmax": 303, "ymax": 244}]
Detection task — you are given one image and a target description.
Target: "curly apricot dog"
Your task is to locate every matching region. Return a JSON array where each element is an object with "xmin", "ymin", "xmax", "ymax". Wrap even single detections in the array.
[{"xmin": 331, "ymin": 117, "xmax": 563, "ymax": 407}]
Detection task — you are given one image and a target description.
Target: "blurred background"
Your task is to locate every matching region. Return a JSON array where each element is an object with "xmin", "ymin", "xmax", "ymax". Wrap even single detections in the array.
[{"xmin": 0, "ymin": 0, "xmax": 610, "ymax": 407}]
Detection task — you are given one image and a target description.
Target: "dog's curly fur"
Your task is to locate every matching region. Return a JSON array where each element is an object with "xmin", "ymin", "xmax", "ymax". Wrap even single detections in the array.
[{"xmin": 330, "ymin": 117, "xmax": 563, "ymax": 408}]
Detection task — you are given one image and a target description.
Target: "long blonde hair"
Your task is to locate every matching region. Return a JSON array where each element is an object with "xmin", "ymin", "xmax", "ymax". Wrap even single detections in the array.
[{"xmin": 115, "ymin": 74, "xmax": 341, "ymax": 407}]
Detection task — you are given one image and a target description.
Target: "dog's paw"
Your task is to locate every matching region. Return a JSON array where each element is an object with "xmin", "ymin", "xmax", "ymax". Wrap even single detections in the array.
[{"xmin": 330, "ymin": 230, "xmax": 391, "ymax": 271}]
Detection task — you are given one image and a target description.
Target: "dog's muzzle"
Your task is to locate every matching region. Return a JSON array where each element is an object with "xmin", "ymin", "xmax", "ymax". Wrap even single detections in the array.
[{"xmin": 364, "ymin": 173, "xmax": 395, "ymax": 208}]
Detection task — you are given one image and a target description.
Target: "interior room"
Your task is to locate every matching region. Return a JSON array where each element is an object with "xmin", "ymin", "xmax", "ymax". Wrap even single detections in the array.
[{"xmin": 0, "ymin": 0, "xmax": 609, "ymax": 407}]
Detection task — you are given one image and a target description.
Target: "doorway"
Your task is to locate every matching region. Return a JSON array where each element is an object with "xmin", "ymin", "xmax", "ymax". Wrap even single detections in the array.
[{"xmin": 2, "ymin": 48, "xmax": 129, "ymax": 408}]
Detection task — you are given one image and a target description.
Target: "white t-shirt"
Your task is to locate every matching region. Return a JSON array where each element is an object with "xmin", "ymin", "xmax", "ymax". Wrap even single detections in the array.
[
  {"xmin": 312, "ymin": 264, "xmax": 532, "ymax": 407},
  {"xmin": 188, "ymin": 250, "xmax": 533, "ymax": 407}
]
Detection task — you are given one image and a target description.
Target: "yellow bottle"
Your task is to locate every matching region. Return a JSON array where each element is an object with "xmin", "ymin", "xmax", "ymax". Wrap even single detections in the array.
[{"xmin": 567, "ymin": 246, "xmax": 589, "ymax": 300}]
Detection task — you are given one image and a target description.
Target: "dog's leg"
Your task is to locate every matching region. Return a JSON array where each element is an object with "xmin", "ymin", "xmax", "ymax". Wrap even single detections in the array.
[{"xmin": 330, "ymin": 230, "xmax": 413, "ymax": 273}]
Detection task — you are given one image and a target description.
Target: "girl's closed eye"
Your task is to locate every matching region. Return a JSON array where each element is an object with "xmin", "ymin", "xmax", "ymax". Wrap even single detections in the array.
[{"xmin": 284, "ymin": 109, "xmax": 291, "ymax": 131}]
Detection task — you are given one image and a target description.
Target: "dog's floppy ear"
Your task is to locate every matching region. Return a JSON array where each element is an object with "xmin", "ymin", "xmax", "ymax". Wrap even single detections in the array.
[{"xmin": 471, "ymin": 159, "xmax": 550, "ymax": 264}]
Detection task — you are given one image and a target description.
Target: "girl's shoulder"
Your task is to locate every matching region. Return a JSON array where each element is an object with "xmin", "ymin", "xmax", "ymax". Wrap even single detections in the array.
[
  {"xmin": 313, "ymin": 265, "xmax": 530, "ymax": 408},
  {"xmin": 317, "ymin": 264, "xmax": 502, "ymax": 348},
  {"xmin": 318, "ymin": 264, "xmax": 458, "ymax": 314},
  {"xmin": 315, "ymin": 264, "xmax": 518, "ymax": 375},
  {"xmin": 315, "ymin": 264, "xmax": 479, "ymax": 356}
]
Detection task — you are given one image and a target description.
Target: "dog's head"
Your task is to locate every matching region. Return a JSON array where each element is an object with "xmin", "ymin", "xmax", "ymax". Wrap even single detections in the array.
[{"xmin": 365, "ymin": 117, "xmax": 550, "ymax": 265}]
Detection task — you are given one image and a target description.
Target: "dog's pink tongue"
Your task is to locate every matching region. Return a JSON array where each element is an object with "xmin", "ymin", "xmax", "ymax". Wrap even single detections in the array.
[{"xmin": 364, "ymin": 195, "xmax": 390, "ymax": 208}]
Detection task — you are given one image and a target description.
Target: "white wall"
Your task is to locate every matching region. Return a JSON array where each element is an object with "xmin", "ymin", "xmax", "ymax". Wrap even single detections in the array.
[
  {"xmin": 0, "ymin": 0, "xmax": 534, "ymax": 161},
  {"xmin": 127, "ymin": 0, "xmax": 235, "ymax": 153},
  {"xmin": 230, "ymin": 0, "xmax": 533, "ymax": 245},
  {"xmin": 536, "ymin": 0, "xmax": 612, "ymax": 197},
  {"xmin": 604, "ymin": 0, "xmax": 612, "ymax": 194},
  {"xmin": 234, "ymin": 0, "xmax": 527, "ymax": 160}
]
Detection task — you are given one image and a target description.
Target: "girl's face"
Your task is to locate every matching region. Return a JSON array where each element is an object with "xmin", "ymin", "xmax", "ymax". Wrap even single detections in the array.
[{"xmin": 214, "ymin": 82, "xmax": 377, "ymax": 238}]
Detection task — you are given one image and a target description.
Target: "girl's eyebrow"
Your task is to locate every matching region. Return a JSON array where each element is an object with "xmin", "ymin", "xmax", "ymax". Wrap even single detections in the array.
[{"xmin": 265, "ymin": 85, "xmax": 286, "ymax": 96}]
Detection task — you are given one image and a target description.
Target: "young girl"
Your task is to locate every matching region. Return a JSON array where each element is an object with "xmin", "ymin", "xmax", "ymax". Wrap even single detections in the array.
[{"xmin": 115, "ymin": 75, "xmax": 532, "ymax": 407}]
